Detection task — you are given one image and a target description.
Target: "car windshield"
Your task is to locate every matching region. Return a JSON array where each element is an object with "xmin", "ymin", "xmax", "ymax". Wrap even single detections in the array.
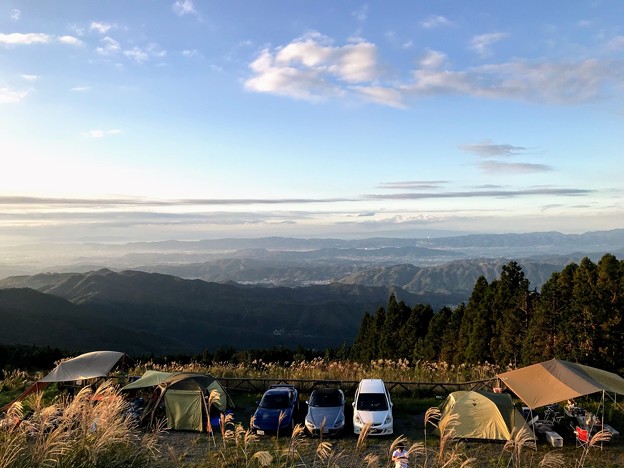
[
  {"xmin": 309, "ymin": 390, "xmax": 342, "ymax": 407},
  {"xmin": 259, "ymin": 392, "xmax": 290, "ymax": 409},
  {"xmin": 356, "ymin": 393, "xmax": 388, "ymax": 411}
]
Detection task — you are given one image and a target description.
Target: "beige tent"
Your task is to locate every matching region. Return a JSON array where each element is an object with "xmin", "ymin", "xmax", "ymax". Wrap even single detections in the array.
[
  {"xmin": 40, "ymin": 351, "xmax": 126, "ymax": 383},
  {"xmin": 1, "ymin": 351, "xmax": 126, "ymax": 412},
  {"xmin": 439, "ymin": 390, "xmax": 532, "ymax": 441},
  {"xmin": 438, "ymin": 390, "xmax": 533, "ymax": 441},
  {"xmin": 122, "ymin": 371, "xmax": 234, "ymax": 432},
  {"xmin": 497, "ymin": 359, "xmax": 624, "ymax": 409}
]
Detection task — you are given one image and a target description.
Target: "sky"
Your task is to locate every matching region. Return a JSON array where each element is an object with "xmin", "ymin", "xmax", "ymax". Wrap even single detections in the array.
[{"xmin": 1, "ymin": 0, "xmax": 623, "ymax": 245}]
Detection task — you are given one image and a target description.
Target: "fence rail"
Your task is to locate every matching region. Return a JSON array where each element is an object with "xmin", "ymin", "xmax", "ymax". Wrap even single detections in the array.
[{"xmin": 218, "ymin": 377, "xmax": 495, "ymax": 397}]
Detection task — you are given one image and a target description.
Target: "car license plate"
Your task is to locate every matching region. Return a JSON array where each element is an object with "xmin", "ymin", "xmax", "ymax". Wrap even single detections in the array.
[{"xmin": 256, "ymin": 430, "xmax": 264, "ymax": 435}]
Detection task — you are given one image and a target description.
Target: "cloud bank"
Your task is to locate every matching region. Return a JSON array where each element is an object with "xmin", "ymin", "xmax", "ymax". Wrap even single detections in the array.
[{"xmin": 245, "ymin": 32, "xmax": 624, "ymax": 107}]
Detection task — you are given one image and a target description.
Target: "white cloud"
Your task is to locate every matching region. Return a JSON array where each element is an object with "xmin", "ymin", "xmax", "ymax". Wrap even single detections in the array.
[
  {"xmin": 58, "ymin": 35, "xmax": 83, "ymax": 46},
  {"xmin": 355, "ymin": 86, "xmax": 406, "ymax": 108},
  {"xmin": 245, "ymin": 32, "xmax": 379, "ymax": 102},
  {"xmin": 87, "ymin": 129, "xmax": 122, "ymax": 139},
  {"xmin": 470, "ymin": 32, "xmax": 509, "ymax": 57},
  {"xmin": 182, "ymin": 49, "xmax": 200, "ymax": 58},
  {"xmin": 90, "ymin": 21, "xmax": 113, "ymax": 34},
  {"xmin": 124, "ymin": 47, "xmax": 149, "ymax": 63},
  {"xmin": 10, "ymin": 9, "xmax": 21, "ymax": 21},
  {"xmin": 0, "ymin": 86, "xmax": 29, "ymax": 103},
  {"xmin": 406, "ymin": 58, "xmax": 622, "ymax": 105},
  {"xmin": 352, "ymin": 4, "xmax": 368, "ymax": 23},
  {"xmin": 421, "ymin": 15, "xmax": 451, "ymax": 29},
  {"xmin": 0, "ymin": 33, "xmax": 51, "ymax": 45},
  {"xmin": 605, "ymin": 35, "xmax": 624, "ymax": 51},
  {"xmin": 172, "ymin": 0, "xmax": 197, "ymax": 17},
  {"xmin": 459, "ymin": 140, "xmax": 527, "ymax": 157},
  {"xmin": 71, "ymin": 86, "xmax": 91, "ymax": 92},
  {"xmin": 419, "ymin": 49, "xmax": 447, "ymax": 69},
  {"xmin": 21, "ymin": 74, "xmax": 39, "ymax": 81},
  {"xmin": 123, "ymin": 44, "xmax": 166, "ymax": 64},
  {"xmin": 0, "ymin": 32, "xmax": 82, "ymax": 47},
  {"xmin": 245, "ymin": 33, "xmax": 624, "ymax": 108},
  {"xmin": 96, "ymin": 36, "xmax": 121, "ymax": 56},
  {"xmin": 478, "ymin": 160, "xmax": 552, "ymax": 174}
]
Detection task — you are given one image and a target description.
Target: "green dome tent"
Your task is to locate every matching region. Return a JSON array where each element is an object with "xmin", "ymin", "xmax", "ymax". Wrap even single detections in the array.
[
  {"xmin": 122, "ymin": 371, "xmax": 234, "ymax": 432},
  {"xmin": 438, "ymin": 390, "xmax": 533, "ymax": 441}
]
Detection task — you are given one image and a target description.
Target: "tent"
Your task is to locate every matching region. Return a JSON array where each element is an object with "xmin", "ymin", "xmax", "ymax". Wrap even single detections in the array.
[
  {"xmin": 1, "ymin": 351, "xmax": 126, "ymax": 412},
  {"xmin": 122, "ymin": 371, "xmax": 234, "ymax": 432},
  {"xmin": 438, "ymin": 390, "xmax": 533, "ymax": 441},
  {"xmin": 39, "ymin": 351, "xmax": 126, "ymax": 383},
  {"xmin": 497, "ymin": 359, "xmax": 624, "ymax": 410}
]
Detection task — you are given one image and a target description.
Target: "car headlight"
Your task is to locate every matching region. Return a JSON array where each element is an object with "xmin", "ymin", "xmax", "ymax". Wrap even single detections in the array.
[
  {"xmin": 335, "ymin": 415, "xmax": 344, "ymax": 427},
  {"xmin": 384, "ymin": 414, "xmax": 392, "ymax": 424},
  {"xmin": 354, "ymin": 414, "xmax": 362, "ymax": 424}
]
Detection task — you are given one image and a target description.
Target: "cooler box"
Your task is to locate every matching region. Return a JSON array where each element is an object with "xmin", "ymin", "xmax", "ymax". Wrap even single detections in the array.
[{"xmin": 545, "ymin": 431, "xmax": 563, "ymax": 447}]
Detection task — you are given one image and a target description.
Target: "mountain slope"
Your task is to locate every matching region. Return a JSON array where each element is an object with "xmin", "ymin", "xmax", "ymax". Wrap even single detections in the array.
[
  {"xmin": 0, "ymin": 270, "xmax": 459, "ymax": 353},
  {"xmin": 338, "ymin": 258, "xmax": 569, "ymax": 293}
]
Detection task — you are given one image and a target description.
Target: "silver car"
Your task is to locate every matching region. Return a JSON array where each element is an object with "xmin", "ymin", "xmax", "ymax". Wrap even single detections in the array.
[{"xmin": 304, "ymin": 388, "xmax": 346, "ymax": 437}]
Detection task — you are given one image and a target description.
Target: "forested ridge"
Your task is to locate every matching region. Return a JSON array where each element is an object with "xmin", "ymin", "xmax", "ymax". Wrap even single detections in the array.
[{"xmin": 350, "ymin": 253, "xmax": 624, "ymax": 373}]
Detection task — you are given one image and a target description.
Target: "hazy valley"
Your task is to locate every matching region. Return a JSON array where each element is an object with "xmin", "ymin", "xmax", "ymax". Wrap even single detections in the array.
[{"xmin": 1, "ymin": 229, "xmax": 624, "ymax": 354}]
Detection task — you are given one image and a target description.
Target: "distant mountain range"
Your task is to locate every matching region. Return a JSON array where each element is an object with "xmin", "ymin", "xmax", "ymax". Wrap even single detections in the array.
[
  {"xmin": 0, "ymin": 269, "xmax": 461, "ymax": 354},
  {"xmin": 1, "ymin": 229, "xmax": 623, "ymax": 354}
]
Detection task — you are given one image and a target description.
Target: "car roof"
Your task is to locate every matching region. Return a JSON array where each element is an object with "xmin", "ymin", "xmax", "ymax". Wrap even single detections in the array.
[
  {"xmin": 312, "ymin": 387, "xmax": 342, "ymax": 395},
  {"xmin": 265, "ymin": 387, "xmax": 295, "ymax": 395},
  {"xmin": 357, "ymin": 378, "xmax": 386, "ymax": 393}
]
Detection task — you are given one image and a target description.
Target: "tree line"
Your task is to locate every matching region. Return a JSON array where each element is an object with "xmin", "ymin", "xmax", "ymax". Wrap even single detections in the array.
[{"xmin": 350, "ymin": 254, "xmax": 624, "ymax": 373}]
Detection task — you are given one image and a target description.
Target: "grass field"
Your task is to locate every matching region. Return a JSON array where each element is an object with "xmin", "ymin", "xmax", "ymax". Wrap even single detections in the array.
[{"xmin": 3, "ymin": 360, "xmax": 624, "ymax": 466}]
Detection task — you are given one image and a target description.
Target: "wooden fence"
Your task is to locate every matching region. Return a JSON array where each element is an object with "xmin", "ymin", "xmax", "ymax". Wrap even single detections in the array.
[{"xmin": 219, "ymin": 377, "xmax": 495, "ymax": 397}]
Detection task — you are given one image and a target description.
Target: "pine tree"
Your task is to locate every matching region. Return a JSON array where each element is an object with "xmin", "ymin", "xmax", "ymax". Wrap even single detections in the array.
[
  {"xmin": 440, "ymin": 304, "xmax": 465, "ymax": 363},
  {"xmin": 593, "ymin": 254, "xmax": 624, "ymax": 370},
  {"xmin": 407, "ymin": 304, "xmax": 434, "ymax": 360},
  {"xmin": 490, "ymin": 261, "xmax": 531, "ymax": 366},
  {"xmin": 421, "ymin": 307, "xmax": 452, "ymax": 361},
  {"xmin": 464, "ymin": 276, "xmax": 494, "ymax": 363}
]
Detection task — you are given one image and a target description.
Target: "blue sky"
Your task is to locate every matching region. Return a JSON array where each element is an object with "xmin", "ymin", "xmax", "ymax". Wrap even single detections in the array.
[{"xmin": 1, "ymin": 1, "xmax": 623, "ymax": 244}]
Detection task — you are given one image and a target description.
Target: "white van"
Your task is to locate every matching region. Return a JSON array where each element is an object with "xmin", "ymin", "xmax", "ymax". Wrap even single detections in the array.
[{"xmin": 352, "ymin": 378, "xmax": 393, "ymax": 435}]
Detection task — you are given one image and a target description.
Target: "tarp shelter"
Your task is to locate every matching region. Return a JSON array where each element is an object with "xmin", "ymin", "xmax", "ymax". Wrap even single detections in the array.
[
  {"xmin": 438, "ymin": 390, "xmax": 533, "ymax": 441},
  {"xmin": 497, "ymin": 359, "xmax": 624, "ymax": 409},
  {"xmin": 1, "ymin": 351, "xmax": 126, "ymax": 412},
  {"xmin": 122, "ymin": 371, "xmax": 234, "ymax": 432}
]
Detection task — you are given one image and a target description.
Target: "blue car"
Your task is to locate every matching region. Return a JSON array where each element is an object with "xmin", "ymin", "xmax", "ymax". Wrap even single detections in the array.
[{"xmin": 251, "ymin": 384, "xmax": 299, "ymax": 435}]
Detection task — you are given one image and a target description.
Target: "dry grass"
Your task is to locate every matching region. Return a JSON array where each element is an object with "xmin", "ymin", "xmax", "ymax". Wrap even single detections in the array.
[
  {"xmin": 0, "ymin": 380, "xmax": 160, "ymax": 467},
  {"xmin": 128, "ymin": 358, "xmax": 502, "ymax": 385}
]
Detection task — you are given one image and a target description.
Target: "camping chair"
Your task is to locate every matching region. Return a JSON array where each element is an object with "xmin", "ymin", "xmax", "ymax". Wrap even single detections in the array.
[{"xmin": 575, "ymin": 426, "xmax": 590, "ymax": 448}]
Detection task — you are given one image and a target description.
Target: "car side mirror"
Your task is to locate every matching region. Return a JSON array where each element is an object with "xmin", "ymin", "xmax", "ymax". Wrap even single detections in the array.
[
  {"xmin": 352, "ymin": 402, "xmax": 355, "ymax": 407},
  {"xmin": 305, "ymin": 400, "xmax": 309, "ymax": 405}
]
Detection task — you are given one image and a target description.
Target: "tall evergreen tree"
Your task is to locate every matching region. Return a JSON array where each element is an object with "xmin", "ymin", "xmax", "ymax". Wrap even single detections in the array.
[
  {"xmin": 421, "ymin": 307, "xmax": 452, "ymax": 361},
  {"xmin": 440, "ymin": 304, "xmax": 465, "ymax": 363},
  {"xmin": 490, "ymin": 261, "xmax": 531, "ymax": 366},
  {"xmin": 379, "ymin": 294, "xmax": 409, "ymax": 359},
  {"xmin": 464, "ymin": 276, "xmax": 494, "ymax": 363},
  {"xmin": 570, "ymin": 257, "xmax": 598, "ymax": 364},
  {"xmin": 593, "ymin": 254, "xmax": 624, "ymax": 370},
  {"xmin": 350, "ymin": 312, "xmax": 374, "ymax": 362},
  {"xmin": 407, "ymin": 304, "xmax": 434, "ymax": 360}
]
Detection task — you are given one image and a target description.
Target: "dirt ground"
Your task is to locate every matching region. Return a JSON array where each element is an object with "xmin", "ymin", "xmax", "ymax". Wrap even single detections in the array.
[{"xmin": 153, "ymin": 395, "xmax": 624, "ymax": 467}]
